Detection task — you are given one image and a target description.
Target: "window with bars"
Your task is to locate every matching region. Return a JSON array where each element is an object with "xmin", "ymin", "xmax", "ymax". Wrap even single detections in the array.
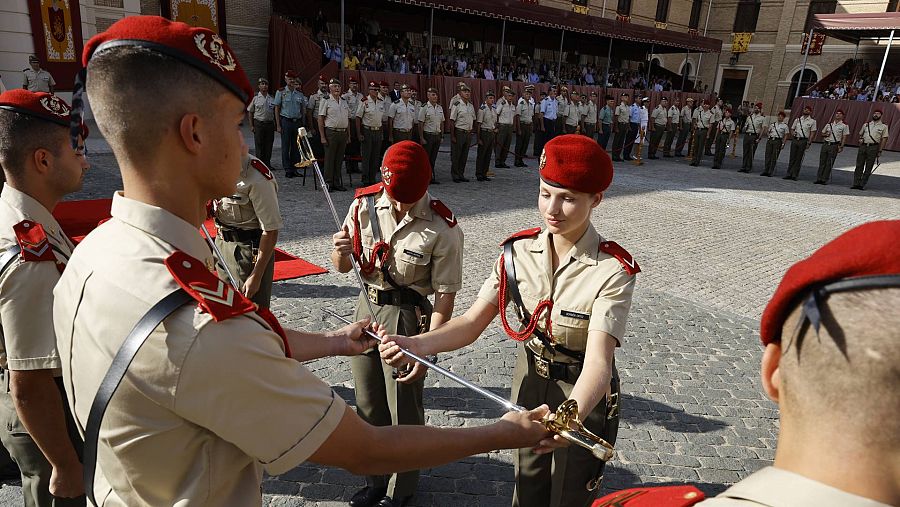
[
  {"xmin": 689, "ymin": 0, "xmax": 703, "ymax": 30},
  {"xmin": 733, "ymin": 0, "xmax": 761, "ymax": 33},
  {"xmin": 805, "ymin": 0, "xmax": 837, "ymax": 31},
  {"xmin": 656, "ymin": 0, "xmax": 671, "ymax": 22},
  {"xmin": 617, "ymin": 0, "xmax": 632, "ymax": 16}
]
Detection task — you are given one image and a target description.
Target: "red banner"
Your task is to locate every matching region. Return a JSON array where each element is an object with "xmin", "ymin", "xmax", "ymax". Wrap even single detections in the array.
[
  {"xmin": 801, "ymin": 32, "xmax": 826, "ymax": 55},
  {"xmin": 26, "ymin": 0, "xmax": 84, "ymax": 91},
  {"xmin": 160, "ymin": 0, "xmax": 228, "ymax": 39}
]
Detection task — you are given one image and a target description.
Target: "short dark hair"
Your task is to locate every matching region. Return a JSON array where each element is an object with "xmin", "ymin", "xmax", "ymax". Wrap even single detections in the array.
[{"xmin": 0, "ymin": 110, "xmax": 67, "ymax": 179}]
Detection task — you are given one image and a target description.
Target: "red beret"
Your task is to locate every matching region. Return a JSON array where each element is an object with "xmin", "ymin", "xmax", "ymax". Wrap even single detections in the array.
[
  {"xmin": 539, "ymin": 134, "xmax": 613, "ymax": 194},
  {"xmin": 349, "ymin": 77, "xmax": 357, "ymax": 83},
  {"xmin": 835, "ymin": 109, "xmax": 844, "ymax": 114},
  {"xmin": 777, "ymin": 111, "xmax": 786, "ymax": 117},
  {"xmin": 368, "ymin": 81, "xmax": 378, "ymax": 88},
  {"xmin": 759, "ymin": 220, "xmax": 900, "ymax": 345},
  {"xmin": 755, "ymin": 102, "xmax": 763, "ymax": 108},
  {"xmin": 381, "ymin": 141, "xmax": 431, "ymax": 204},
  {"xmin": 380, "ymin": 81, "xmax": 389, "ymax": 87},
  {"xmin": 83, "ymin": 16, "xmax": 252, "ymax": 103},
  {"xmin": 285, "ymin": 70, "xmax": 297, "ymax": 79},
  {"xmin": 318, "ymin": 74, "xmax": 326, "ymax": 82},
  {"xmin": 874, "ymin": 108, "xmax": 884, "ymax": 114},
  {"xmin": 0, "ymin": 89, "xmax": 72, "ymax": 127}
]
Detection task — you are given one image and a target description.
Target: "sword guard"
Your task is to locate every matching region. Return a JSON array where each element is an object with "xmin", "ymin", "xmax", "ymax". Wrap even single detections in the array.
[{"xmin": 541, "ymin": 399, "xmax": 615, "ymax": 462}]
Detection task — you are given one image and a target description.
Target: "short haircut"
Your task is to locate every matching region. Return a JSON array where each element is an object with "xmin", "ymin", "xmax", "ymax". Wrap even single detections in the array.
[
  {"xmin": 0, "ymin": 110, "xmax": 67, "ymax": 179},
  {"xmin": 85, "ymin": 46, "xmax": 225, "ymax": 165}
]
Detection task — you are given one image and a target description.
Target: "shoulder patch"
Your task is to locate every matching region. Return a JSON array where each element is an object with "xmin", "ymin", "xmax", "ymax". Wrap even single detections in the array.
[
  {"xmin": 165, "ymin": 251, "xmax": 256, "ymax": 322},
  {"xmin": 13, "ymin": 220, "xmax": 55, "ymax": 262},
  {"xmin": 592, "ymin": 486, "xmax": 704, "ymax": 507},
  {"xmin": 250, "ymin": 158, "xmax": 274, "ymax": 180},
  {"xmin": 429, "ymin": 199, "xmax": 457, "ymax": 228},
  {"xmin": 500, "ymin": 227, "xmax": 542, "ymax": 246},
  {"xmin": 599, "ymin": 240, "xmax": 640, "ymax": 275},
  {"xmin": 354, "ymin": 182, "xmax": 384, "ymax": 199}
]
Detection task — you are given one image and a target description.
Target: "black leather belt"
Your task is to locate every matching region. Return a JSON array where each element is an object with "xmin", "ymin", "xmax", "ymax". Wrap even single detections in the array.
[
  {"xmin": 795, "ymin": 137, "xmax": 808, "ymax": 140},
  {"xmin": 862, "ymin": 142, "xmax": 880, "ymax": 146},
  {"xmin": 526, "ymin": 347, "xmax": 582, "ymax": 384},
  {"xmin": 364, "ymin": 126, "xmax": 382, "ymax": 131},
  {"xmin": 327, "ymin": 127, "xmax": 348, "ymax": 132},
  {"xmin": 254, "ymin": 119, "xmax": 274, "ymax": 124},
  {"xmin": 365, "ymin": 284, "xmax": 422, "ymax": 307},
  {"xmin": 217, "ymin": 227, "xmax": 262, "ymax": 243}
]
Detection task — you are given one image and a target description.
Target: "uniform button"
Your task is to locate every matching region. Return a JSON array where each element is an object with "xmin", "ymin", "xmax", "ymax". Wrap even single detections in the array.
[
  {"xmin": 23, "ymin": 222, "xmax": 30, "ymax": 228},
  {"xmin": 182, "ymin": 261, "xmax": 192, "ymax": 269}
]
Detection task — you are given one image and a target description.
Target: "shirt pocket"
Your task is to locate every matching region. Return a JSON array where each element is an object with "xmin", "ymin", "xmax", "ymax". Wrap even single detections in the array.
[
  {"xmin": 552, "ymin": 307, "xmax": 591, "ymax": 352},
  {"xmin": 394, "ymin": 248, "xmax": 431, "ymax": 283},
  {"xmin": 219, "ymin": 192, "xmax": 251, "ymax": 224}
]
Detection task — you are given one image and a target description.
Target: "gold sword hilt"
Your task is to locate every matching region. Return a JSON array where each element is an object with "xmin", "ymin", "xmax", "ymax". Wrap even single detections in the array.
[{"xmin": 542, "ymin": 399, "xmax": 615, "ymax": 462}]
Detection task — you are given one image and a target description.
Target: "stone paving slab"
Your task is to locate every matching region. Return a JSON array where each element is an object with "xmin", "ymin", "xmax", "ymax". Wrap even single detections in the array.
[{"xmin": 1, "ymin": 129, "xmax": 897, "ymax": 506}]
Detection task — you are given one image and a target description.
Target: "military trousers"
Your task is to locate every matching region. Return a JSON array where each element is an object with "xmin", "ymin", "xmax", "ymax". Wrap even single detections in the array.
[
  {"xmin": 476, "ymin": 130, "xmax": 496, "ymax": 179},
  {"xmin": 252, "ymin": 119, "xmax": 275, "ymax": 168},
  {"xmin": 663, "ymin": 125, "xmax": 676, "ymax": 155},
  {"xmin": 511, "ymin": 343, "xmax": 618, "ymax": 507},
  {"xmin": 542, "ymin": 118, "xmax": 557, "ymax": 145},
  {"xmin": 532, "ymin": 124, "xmax": 544, "ymax": 157},
  {"xmin": 279, "ymin": 116, "xmax": 301, "ymax": 175},
  {"xmin": 816, "ymin": 142, "xmax": 840, "ymax": 183},
  {"xmin": 451, "ymin": 128, "xmax": 472, "ymax": 180},
  {"xmin": 564, "ymin": 123, "xmax": 578, "ymax": 135},
  {"xmin": 495, "ymin": 124, "xmax": 514, "ymax": 165},
  {"xmin": 762, "ymin": 138, "xmax": 783, "ymax": 176},
  {"xmin": 423, "ymin": 132, "xmax": 442, "ymax": 181},
  {"xmin": 392, "ymin": 128, "xmax": 412, "ymax": 144},
  {"xmin": 690, "ymin": 128, "xmax": 709, "ymax": 165},
  {"xmin": 853, "ymin": 144, "xmax": 880, "ymax": 188},
  {"xmin": 324, "ymin": 127, "xmax": 349, "ymax": 187},
  {"xmin": 555, "ymin": 116, "xmax": 565, "ymax": 138},
  {"xmin": 623, "ymin": 122, "xmax": 639, "ymax": 159},
  {"xmin": 741, "ymin": 133, "xmax": 760, "ymax": 171},
  {"xmin": 786, "ymin": 138, "xmax": 809, "ymax": 179},
  {"xmin": 515, "ymin": 123, "xmax": 533, "ymax": 164},
  {"xmin": 712, "ymin": 132, "xmax": 730, "ymax": 168},
  {"xmin": 0, "ymin": 377, "xmax": 85, "ymax": 507},
  {"xmin": 347, "ymin": 123, "xmax": 361, "ymax": 174},
  {"xmin": 675, "ymin": 123, "xmax": 691, "ymax": 155},
  {"xmin": 597, "ymin": 124, "xmax": 612, "ymax": 151},
  {"xmin": 648, "ymin": 126, "xmax": 666, "ymax": 157},
  {"xmin": 361, "ymin": 127, "xmax": 383, "ymax": 185},
  {"xmin": 215, "ymin": 234, "xmax": 276, "ymax": 309},
  {"xmin": 351, "ymin": 294, "xmax": 425, "ymax": 499},
  {"xmin": 704, "ymin": 122, "xmax": 717, "ymax": 154}
]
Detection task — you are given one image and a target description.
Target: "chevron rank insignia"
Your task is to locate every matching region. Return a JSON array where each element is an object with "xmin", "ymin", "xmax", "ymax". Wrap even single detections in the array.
[
  {"xmin": 592, "ymin": 485, "xmax": 704, "ymax": 507},
  {"xmin": 599, "ymin": 240, "xmax": 640, "ymax": 275},
  {"xmin": 13, "ymin": 220, "xmax": 55, "ymax": 262},
  {"xmin": 430, "ymin": 199, "xmax": 457, "ymax": 228},
  {"xmin": 501, "ymin": 227, "xmax": 542, "ymax": 246},
  {"xmin": 250, "ymin": 158, "xmax": 274, "ymax": 180},
  {"xmin": 165, "ymin": 251, "xmax": 256, "ymax": 322}
]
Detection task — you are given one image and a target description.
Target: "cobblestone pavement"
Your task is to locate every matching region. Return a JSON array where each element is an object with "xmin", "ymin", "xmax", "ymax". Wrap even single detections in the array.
[{"xmin": 1, "ymin": 128, "xmax": 898, "ymax": 505}]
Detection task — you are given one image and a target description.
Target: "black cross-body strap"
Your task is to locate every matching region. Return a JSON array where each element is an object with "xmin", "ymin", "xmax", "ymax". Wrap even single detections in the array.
[
  {"xmin": 83, "ymin": 289, "xmax": 194, "ymax": 506},
  {"xmin": 0, "ymin": 246, "xmax": 21, "ymax": 276}
]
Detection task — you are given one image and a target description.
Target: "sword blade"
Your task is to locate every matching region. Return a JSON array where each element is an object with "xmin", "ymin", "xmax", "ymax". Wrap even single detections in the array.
[{"xmin": 201, "ymin": 223, "xmax": 240, "ymax": 289}]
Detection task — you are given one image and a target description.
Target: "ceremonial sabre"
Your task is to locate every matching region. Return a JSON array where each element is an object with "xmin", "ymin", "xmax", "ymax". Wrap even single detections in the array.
[
  {"xmin": 296, "ymin": 127, "xmax": 379, "ymax": 319},
  {"xmin": 322, "ymin": 308, "xmax": 616, "ymax": 462},
  {"xmin": 201, "ymin": 222, "xmax": 240, "ymax": 288}
]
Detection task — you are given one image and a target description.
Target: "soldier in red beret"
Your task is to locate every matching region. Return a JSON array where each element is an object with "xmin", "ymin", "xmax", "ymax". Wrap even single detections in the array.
[
  {"xmin": 711, "ymin": 108, "xmax": 736, "ymax": 169},
  {"xmin": 593, "ymin": 220, "xmax": 900, "ymax": 507},
  {"xmin": 0, "ymin": 89, "xmax": 89, "ymax": 505},
  {"xmin": 380, "ymin": 134, "xmax": 639, "ymax": 507},
  {"xmin": 815, "ymin": 108, "xmax": 849, "ymax": 185},
  {"xmin": 739, "ymin": 102, "xmax": 766, "ymax": 173},
  {"xmin": 331, "ymin": 141, "xmax": 465, "ymax": 507},
  {"xmin": 52, "ymin": 16, "xmax": 551, "ymax": 507}
]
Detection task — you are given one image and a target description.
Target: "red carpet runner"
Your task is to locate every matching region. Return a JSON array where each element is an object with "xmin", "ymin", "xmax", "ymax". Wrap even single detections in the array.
[{"xmin": 53, "ymin": 198, "xmax": 327, "ymax": 281}]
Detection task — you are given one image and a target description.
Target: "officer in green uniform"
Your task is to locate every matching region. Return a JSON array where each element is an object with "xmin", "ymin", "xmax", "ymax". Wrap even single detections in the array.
[
  {"xmin": 449, "ymin": 84, "xmax": 475, "ymax": 183},
  {"xmin": 318, "ymin": 78, "xmax": 351, "ymax": 192},
  {"xmin": 514, "ymin": 85, "xmax": 535, "ymax": 167},
  {"xmin": 647, "ymin": 97, "xmax": 668, "ymax": 159},
  {"xmin": 814, "ymin": 109, "xmax": 848, "ymax": 185},
  {"xmin": 852, "ymin": 109, "xmax": 889, "ymax": 190},
  {"xmin": 495, "ymin": 87, "xmax": 516, "ymax": 169},
  {"xmin": 476, "ymin": 91, "xmax": 498, "ymax": 182},
  {"xmin": 761, "ymin": 111, "xmax": 789, "ymax": 177},
  {"xmin": 213, "ymin": 153, "xmax": 283, "ymax": 309},
  {"xmin": 784, "ymin": 105, "xmax": 817, "ymax": 181},
  {"xmin": 332, "ymin": 142, "xmax": 464, "ymax": 507},
  {"xmin": 690, "ymin": 101, "xmax": 713, "ymax": 167},
  {"xmin": 712, "ymin": 108, "xmax": 736, "ymax": 169},
  {"xmin": 739, "ymin": 102, "xmax": 766, "ymax": 173},
  {"xmin": 417, "ymin": 87, "xmax": 444, "ymax": 183},
  {"xmin": 21, "ymin": 56, "xmax": 55, "ymax": 94}
]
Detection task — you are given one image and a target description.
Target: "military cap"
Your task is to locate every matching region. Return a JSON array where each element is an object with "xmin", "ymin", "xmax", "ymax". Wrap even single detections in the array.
[
  {"xmin": 426, "ymin": 87, "xmax": 438, "ymax": 94},
  {"xmin": 802, "ymin": 104, "xmax": 813, "ymax": 111},
  {"xmin": 457, "ymin": 81, "xmax": 466, "ymax": 89},
  {"xmin": 641, "ymin": 97, "xmax": 650, "ymax": 103},
  {"xmin": 368, "ymin": 81, "xmax": 378, "ymax": 88},
  {"xmin": 381, "ymin": 141, "xmax": 431, "ymax": 204},
  {"xmin": 760, "ymin": 220, "xmax": 900, "ymax": 345},
  {"xmin": 560, "ymin": 86, "xmax": 568, "ymax": 91},
  {"xmin": 28, "ymin": 55, "xmax": 39, "ymax": 63},
  {"xmin": 459, "ymin": 83, "xmax": 471, "ymax": 91},
  {"xmin": 524, "ymin": 85, "xmax": 535, "ymax": 92},
  {"xmin": 702, "ymin": 100, "xmax": 710, "ymax": 105},
  {"xmin": 873, "ymin": 108, "xmax": 883, "ymax": 114},
  {"xmin": 621, "ymin": 92, "xmax": 629, "ymax": 97},
  {"xmin": 502, "ymin": 86, "xmax": 512, "ymax": 93},
  {"xmin": 485, "ymin": 90, "xmax": 495, "ymax": 98},
  {"xmin": 590, "ymin": 92, "xmax": 598, "ymax": 96},
  {"xmin": 539, "ymin": 134, "xmax": 612, "ymax": 194},
  {"xmin": 835, "ymin": 108, "xmax": 844, "ymax": 114},
  {"xmin": 755, "ymin": 102, "xmax": 763, "ymax": 108},
  {"xmin": 686, "ymin": 97, "xmax": 695, "ymax": 102},
  {"xmin": 400, "ymin": 83, "xmax": 410, "ymax": 91},
  {"xmin": 777, "ymin": 111, "xmax": 786, "ymax": 117},
  {"xmin": 318, "ymin": 74, "xmax": 327, "ymax": 83},
  {"xmin": 380, "ymin": 81, "xmax": 389, "ymax": 87},
  {"xmin": 284, "ymin": 69, "xmax": 297, "ymax": 79},
  {"xmin": 258, "ymin": 77, "xmax": 268, "ymax": 84},
  {"xmin": 349, "ymin": 77, "xmax": 357, "ymax": 83},
  {"xmin": 605, "ymin": 95, "xmax": 613, "ymax": 100},
  {"xmin": 328, "ymin": 78, "xmax": 341, "ymax": 85},
  {"xmin": 0, "ymin": 89, "xmax": 88, "ymax": 138}
]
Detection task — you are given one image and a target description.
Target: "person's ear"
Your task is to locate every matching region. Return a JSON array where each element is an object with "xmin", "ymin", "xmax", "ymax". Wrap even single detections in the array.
[
  {"xmin": 761, "ymin": 343, "xmax": 782, "ymax": 404},
  {"xmin": 31, "ymin": 147, "xmax": 54, "ymax": 176},
  {"xmin": 178, "ymin": 113, "xmax": 203, "ymax": 155}
]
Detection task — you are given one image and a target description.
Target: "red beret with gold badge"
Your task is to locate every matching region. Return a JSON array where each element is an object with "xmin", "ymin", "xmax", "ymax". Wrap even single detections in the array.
[
  {"xmin": 380, "ymin": 141, "xmax": 431, "ymax": 204},
  {"xmin": 539, "ymin": 134, "xmax": 613, "ymax": 194},
  {"xmin": 0, "ymin": 89, "xmax": 88, "ymax": 138}
]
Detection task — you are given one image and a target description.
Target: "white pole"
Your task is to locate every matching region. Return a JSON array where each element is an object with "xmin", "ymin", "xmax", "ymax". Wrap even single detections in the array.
[
  {"xmin": 499, "ymin": 19, "xmax": 507, "ymax": 80},
  {"xmin": 693, "ymin": 0, "xmax": 713, "ymax": 86},
  {"xmin": 872, "ymin": 29, "xmax": 895, "ymax": 102},
  {"xmin": 601, "ymin": 0, "xmax": 608, "ymax": 18},
  {"xmin": 794, "ymin": 28, "xmax": 814, "ymax": 99},
  {"xmin": 604, "ymin": 38, "xmax": 613, "ymax": 87},
  {"xmin": 557, "ymin": 30, "xmax": 566, "ymax": 83},
  {"xmin": 340, "ymin": 0, "xmax": 345, "ymax": 70},
  {"xmin": 427, "ymin": 7, "xmax": 434, "ymax": 76}
]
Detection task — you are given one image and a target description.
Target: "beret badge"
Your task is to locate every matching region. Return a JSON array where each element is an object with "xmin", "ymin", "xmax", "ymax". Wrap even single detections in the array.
[{"xmin": 194, "ymin": 33, "xmax": 236, "ymax": 72}]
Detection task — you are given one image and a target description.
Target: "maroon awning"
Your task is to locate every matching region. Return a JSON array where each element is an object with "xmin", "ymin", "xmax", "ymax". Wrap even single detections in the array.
[
  {"xmin": 809, "ymin": 12, "xmax": 900, "ymax": 44},
  {"xmin": 391, "ymin": 0, "xmax": 722, "ymax": 53}
]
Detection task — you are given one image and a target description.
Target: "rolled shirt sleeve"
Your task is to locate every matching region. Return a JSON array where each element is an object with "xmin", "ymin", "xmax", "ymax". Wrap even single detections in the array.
[
  {"xmin": 429, "ymin": 226, "xmax": 464, "ymax": 294},
  {"xmin": 0, "ymin": 261, "xmax": 63, "ymax": 371},
  {"xmin": 248, "ymin": 178, "xmax": 283, "ymax": 232},
  {"xmin": 588, "ymin": 268, "xmax": 635, "ymax": 345},
  {"xmin": 476, "ymin": 254, "xmax": 503, "ymax": 306}
]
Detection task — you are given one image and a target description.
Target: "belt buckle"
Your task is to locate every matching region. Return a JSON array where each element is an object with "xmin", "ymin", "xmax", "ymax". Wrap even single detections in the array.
[
  {"xmin": 534, "ymin": 355, "xmax": 551, "ymax": 379},
  {"xmin": 367, "ymin": 286, "xmax": 379, "ymax": 305},
  {"xmin": 606, "ymin": 391, "xmax": 619, "ymax": 420}
]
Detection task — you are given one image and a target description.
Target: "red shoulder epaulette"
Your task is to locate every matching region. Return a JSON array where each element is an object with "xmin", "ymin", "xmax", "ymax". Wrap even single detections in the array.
[
  {"xmin": 13, "ymin": 220, "xmax": 55, "ymax": 262},
  {"xmin": 430, "ymin": 199, "xmax": 457, "ymax": 228},
  {"xmin": 592, "ymin": 486, "xmax": 705, "ymax": 507},
  {"xmin": 165, "ymin": 251, "xmax": 256, "ymax": 322},
  {"xmin": 599, "ymin": 240, "xmax": 640, "ymax": 275},
  {"xmin": 500, "ymin": 227, "xmax": 541, "ymax": 246},
  {"xmin": 355, "ymin": 182, "xmax": 384, "ymax": 199},
  {"xmin": 250, "ymin": 158, "xmax": 274, "ymax": 180}
]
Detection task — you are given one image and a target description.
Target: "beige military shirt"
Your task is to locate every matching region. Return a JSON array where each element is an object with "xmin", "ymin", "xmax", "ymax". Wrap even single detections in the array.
[
  {"xmin": 477, "ymin": 225, "xmax": 635, "ymax": 362},
  {"xmin": 743, "ymin": 113, "xmax": 766, "ymax": 135},
  {"xmin": 711, "ymin": 105, "xmax": 723, "ymax": 123},
  {"xmin": 558, "ymin": 95, "xmax": 569, "ymax": 118},
  {"xmin": 215, "ymin": 155, "xmax": 283, "ymax": 232},
  {"xmin": 584, "ymin": 101, "xmax": 598, "ymax": 125},
  {"xmin": 496, "ymin": 97, "xmax": 516, "ymax": 125},
  {"xmin": 860, "ymin": 120, "xmax": 889, "ymax": 144},
  {"xmin": 680, "ymin": 105, "xmax": 693, "ymax": 125},
  {"xmin": 791, "ymin": 115, "xmax": 817, "ymax": 139},
  {"xmin": 342, "ymin": 190, "xmax": 463, "ymax": 296},
  {"xmin": 615, "ymin": 103, "xmax": 630, "ymax": 123},
  {"xmin": 822, "ymin": 121, "xmax": 849, "ymax": 143},
  {"xmin": 516, "ymin": 97, "xmax": 535, "ymax": 124},
  {"xmin": 450, "ymin": 101, "xmax": 476, "ymax": 131},
  {"xmin": 693, "ymin": 108, "xmax": 714, "ymax": 129},
  {"xmin": 697, "ymin": 466, "xmax": 892, "ymax": 506},
  {"xmin": 53, "ymin": 193, "xmax": 345, "ymax": 506},
  {"xmin": 718, "ymin": 118, "xmax": 736, "ymax": 134},
  {"xmin": 247, "ymin": 92, "xmax": 275, "ymax": 122},
  {"xmin": 356, "ymin": 96, "xmax": 385, "ymax": 128},
  {"xmin": 22, "ymin": 68, "xmax": 55, "ymax": 92},
  {"xmin": 318, "ymin": 95, "xmax": 351, "ymax": 129},
  {"xmin": 418, "ymin": 102, "xmax": 445, "ymax": 134},
  {"xmin": 307, "ymin": 90, "xmax": 328, "ymax": 117},
  {"xmin": 0, "ymin": 185, "xmax": 73, "ymax": 373},
  {"xmin": 342, "ymin": 90, "xmax": 364, "ymax": 119},
  {"xmin": 767, "ymin": 120, "xmax": 789, "ymax": 139},
  {"xmin": 388, "ymin": 100, "xmax": 416, "ymax": 130},
  {"xmin": 651, "ymin": 106, "xmax": 668, "ymax": 127},
  {"xmin": 668, "ymin": 105, "xmax": 680, "ymax": 125},
  {"xmin": 565, "ymin": 103, "xmax": 582, "ymax": 127},
  {"xmin": 477, "ymin": 104, "xmax": 499, "ymax": 131},
  {"xmin": 448, "ymin": 93, "xmax": 462, "ymax": 113}
]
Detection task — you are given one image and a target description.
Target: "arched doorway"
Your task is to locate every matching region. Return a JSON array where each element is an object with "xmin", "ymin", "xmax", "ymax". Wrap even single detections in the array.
[
  {"xmin": 680, "ymin": 61, "xmax": 693, "ymax": 87},
  {"xmin": 786, "ymin": 69, "xmax": 819, "ymax": 108}
]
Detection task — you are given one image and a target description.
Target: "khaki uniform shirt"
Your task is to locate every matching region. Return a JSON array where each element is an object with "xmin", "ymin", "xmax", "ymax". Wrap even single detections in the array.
[
  {"xmin": 247, "ymin": 92, "xmax": 275, "ymax": 122},
  {"xmin": 565, "ymin": 103, "xmax": 582, "ymax": 127},
  {"xmin": 667, "ymin": 105, "xmax": 680, "ymax": 125},
  {"xmin": 53, "ymin": 193, "xmax": 345, "ymax": 506},
  {"xmin": 743, "ymin": 113, "xmax": 766, "ymax": 135},
  {"xmin": 477, "ymin": 104, "xmax": 499, "ymax": 131},
  {"xmin": 583, "ymin": 101, "xmax": 598, "ymax": 125},
  {"xmin": 496, "ymin": 98, "xmax": 516, "ymax": 125},
  {"xmin": 615, "ymin": 103, "xmax": 630, "ymax": 123},
  {"xmin": 768, "ymin": 120, "xmax": 789, "ymax": 139},
  {"xmin": 693, "ymin": 108, "xmax": 714, "ymax": 129},
  {"xmin": 516, "ymin": 97, "xmax": 535, "ymax": 124},
  {"xmin": 418, "ymin": 102, "xmax": 445, "ymax": 134},
  {"xmin": 448, "ymin": 93, "xmax": 462, "ymax": 113},
  {"xmin": 697, "ymin": 467, "xmax": 892, "ymax": 506},
  {"xmin": 308, "ymin": 90, "xmax": 328, "ymax": 116},
  {"xmin": 860, "ymin": 120, "xmax": 889, "ymax": 144},
  {"xmin": 651, "ymin": 106, "xmax": 668, "ymax": 127},
  {"xmin": 22, "ymin": 68, "xmax": 55, "ymax": 92},
  {"xmin": 318, "ymin": 95, "xmax": 351, "ymax": 129},
  {"xmin": 791, "ymin": 116, "xmax": 817, "ymax": 139},
  {"xmin": 680, "ymin": 105, "xmax": 693, "ymax": 126},
  {"xmin": 342, "ymin": 190, "xmax": 463, "ymax": 295},
  {"xmin": 718, "ymin": 118, "xmax": 736, "ymax": 134},
  {"xmin": 0, "ymin": 186, "xmax": 73, "ymax": 373},
  {"xmin": 356, "ymin": 96, "xmax": 385, "ymax": 128},
  {"xmin": 822, "ymin": 121, "xmax": 849, "ymax": 143},
  {"xmin": 214, "ymin": 155, "xmax": 283, "ymax": 232},
  {"xmin": 342, "ymin": 90, "xmax": 364, "ymax": 119},
  {"xmin": 558, "ymin": 96, "xmax": 569, "ymax": 118},
  {"xmin": 388, "ymin": 100, "xmax": 416, "ymax": 130},
  {"xmin": 450, "ymin": 101, "xmax": 476, "ymax": 131},
  {"xmin": 711, "ymin": 105, "xmax": 723, "ymax": 123},
  {"xmin": 477, "ymin": 226, "xmax": 635, "ymax": 362}
]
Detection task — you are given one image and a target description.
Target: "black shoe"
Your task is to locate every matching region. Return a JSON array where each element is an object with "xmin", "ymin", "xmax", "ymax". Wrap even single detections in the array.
[
  {"xmin": 674, "ymin": 152, "xmax": 684, "ymax": 157},
  {"xmin": 612, "ymin": 157, "xmax": 622, "ymax": 162},
  {"xmin": 704, "ymin": 151, "xmax": 713, "ymax": 156},
  {"xmin": 495, "ymin": 163, "xmax": 510, "ymax": 169},
  {"xmin": 334, "ymin": 185, "xmax": 348, "ymax": 191},
  {"xmin": 514, "ymin": 162, "xmax": 527, "ymax": 167},
  {"xmin": 430, "ymin": 179, "xmax": 441, "ymax": 184},
  {"xmin": 663, "ymin": 154, "xmax": 673, "ymax": 158},
  {"xmin": 712, "ymin": 165, "xmax": 720, "ymax": 169},
  {"xmin": 376, "ymin": 496, "xmax": 411, "ymax": 507},
  {"xmin": 738, "ymin": 169, "xmax": 749, "ymax": 173},
  {"xmin": 285, "ymin": 171, "xmax": 297, "ymax": 178},
  {"xmin": 624, "ymin": 156, "xmax": 633, "ymax": 161},
  {"xmin": 689, "ymin": 163, "xmax": 699, "ymax": 167},
  {"xmin": 648, "ymin": 156, "xmax": 658, "ymax": 160},
  {"xmin": 813, "ymin": 180, "xmax": 824, "ymax": 185},
  {"xmin": 476, "ymin": 177, "xmax": 492, "ymax": 181},
  {"xmin": 350, "ymin": 486, "xmax": 388, "ymax": 507},
  {"xmin": 851, "ymin": 185, "xmax": 864, "ymax": 190},
  {"xmin": 458, "ymin": 177, "xmax": 470, "ymax": 182},
  {"xmin": 782, "ymin": 175, "xmax": 793, "ymax": 180}
]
